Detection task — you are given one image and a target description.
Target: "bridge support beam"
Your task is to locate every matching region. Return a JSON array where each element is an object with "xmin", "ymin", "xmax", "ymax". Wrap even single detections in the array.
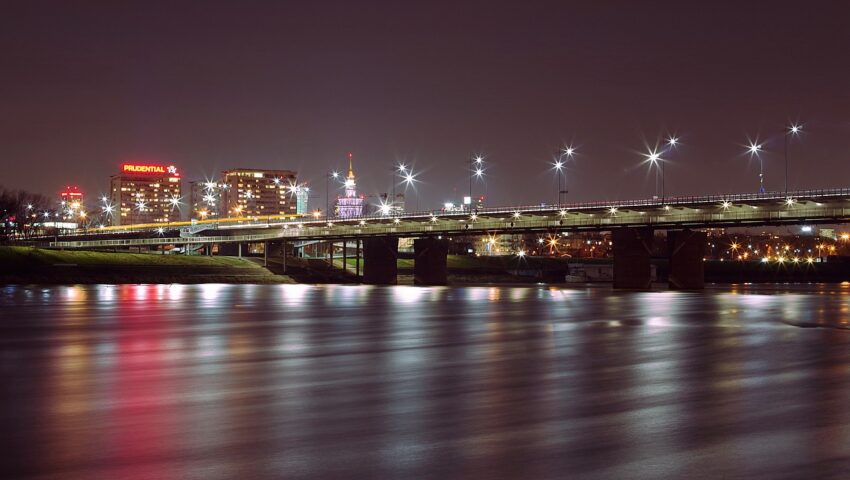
[
  {"xmin": 414, "ymin": 238, "xmax": 449, "ymax": 285},
  {"xmin": 612, "ymin": 227, "xmax": 654, "ymax": 289},
  {"xmin": 668, "ymin": 229, "xmax": 706, "ymax": 290},
  {"xmin": 363, "ymin": 237, "xmax": 398, "ymax": 285},
  {"xmin": 355, "ymin": 240, "xmax": 361, "ymax": 278}
]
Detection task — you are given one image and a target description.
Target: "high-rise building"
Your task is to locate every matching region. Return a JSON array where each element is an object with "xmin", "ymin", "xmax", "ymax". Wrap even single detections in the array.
[
  {"xmin": 59, "ymin": 186, "xmax": 84, "ymax": 220},
  {"xmin": 110, "ymin": 163, "xmax": 182, "ymax": 226},
  {"xmin": 219, "ymin": 169, "xmax": 297, "ymax": 218},
  {"xmin": 294, "ymin": 184, "xmax": 310, "ymax": 214},
  {"xmin": 335, "ymin": 154, "xmax": 365, "ymax": 218},
  {"xmin": 189, "ymin": 180, "xmax": 220, "ymax": 220}
]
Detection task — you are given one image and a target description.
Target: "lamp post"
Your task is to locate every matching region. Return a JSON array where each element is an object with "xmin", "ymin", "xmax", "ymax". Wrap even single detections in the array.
[
  {"xmin": 555, "ymin": 145, "xmax": 575, "ymax": 208},
  {"xmin": 745, "ymin": 140, "xmax": 764, "ymax": 193},
  {"xmin": 785, "ymin": 123, "xmax": 802, "ymax": 194},
  {"xmin": 663, "ymin": 136, "xmax": 678, "ymax": 202},
  {"xmin": 643, "ymin": 147, "xmax": 662, "ymax": 198},
  {"xmin": 470, "ymin": 155, "xmax": 483, "ymax": 212},
  {"xmin": 326, "ymin": 170, "xmax": 339, "ymax": 220}
]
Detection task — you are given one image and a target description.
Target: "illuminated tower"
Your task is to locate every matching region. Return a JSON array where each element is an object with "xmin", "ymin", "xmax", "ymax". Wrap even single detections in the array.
[{"xmin": 335, "ymin": 153, "xmax": 365, "ymax": 218}]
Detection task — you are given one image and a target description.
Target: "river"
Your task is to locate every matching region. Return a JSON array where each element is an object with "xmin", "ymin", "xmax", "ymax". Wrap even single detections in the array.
[{"xmin": 2, "ymin": 283, "xmax": 850, "ymax": 479}]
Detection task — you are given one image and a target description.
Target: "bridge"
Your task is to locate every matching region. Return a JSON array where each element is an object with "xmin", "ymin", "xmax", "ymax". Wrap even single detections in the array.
[{"xmin": 48, "ymin": 188, "xmax": 850, "ymax": 288}]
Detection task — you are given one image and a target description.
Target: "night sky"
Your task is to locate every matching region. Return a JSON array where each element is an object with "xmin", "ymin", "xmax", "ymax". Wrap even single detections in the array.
[{"xmin": 3, "ymin": 1, "xmax": 849, "ymax": 210}]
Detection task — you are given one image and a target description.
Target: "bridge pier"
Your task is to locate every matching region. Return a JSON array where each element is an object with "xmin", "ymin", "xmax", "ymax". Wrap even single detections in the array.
[
  {"xmin": 612, "ymin": 227, "xmax": 654, "ymax": 289},
  {"xmin": 668, "ymin": 229, "xmax": 707, "ymax": 289},
  {"xmin": 355, "ymin": 239, "xmax": 361, "ymax": 278},
  {"xmin": 414, "ymin": 237, "xmax": 449, "ymax": 285},
  {"xmin": 363, "ymin": 237, "xmax": 398, "ymax": 285}
]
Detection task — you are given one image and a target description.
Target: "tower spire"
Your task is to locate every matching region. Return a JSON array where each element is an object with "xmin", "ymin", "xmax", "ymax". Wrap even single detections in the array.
[{"xmin": 347, "ymin": 152, "xmax": 354, "ymax": 179}]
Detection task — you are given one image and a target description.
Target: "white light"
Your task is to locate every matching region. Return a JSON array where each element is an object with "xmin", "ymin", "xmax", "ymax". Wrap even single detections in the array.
[
  {"xmin": 379, "ymin": 203, "xmax": 392, "ymax": 215},
  {"xmin": 273, "ymin": 178, "xmax": 281, "ymax": 185},
  {"xmin": 608, "ymin": 206, "xmax": 618, "ymax": 215},
  {"xmin": 785, "ymin": 197, "xmax": 797, "ymax": 206},
  {"xmin": 747, "ymin": 141, "xmax": 763, "ymax": 156},
  {"xmin": 801, "ymin": 225, "xmax": 813, "ymax": 233},
  {"xmin": 403, "ymin": 173, "xmax": 415, "ymax": 185},
  {"xmin": 470, "ymin": 213, "xmax": 478, "ymax": 221},
  {"xmin": 667, "ymin": 136, "xmax": 679, "ymax": 147},
  {"xmin": 204, "ymin": 181, "xmax": 217, "ymax": 190},
  {"xmin": 512, "ymin": 211, "xmax": 521, "ymax": 218},
  {"xmin": 721, "ymin": 200, "xmax": 732, "ymax": 210},
  {"xmin": 517, "ymin": 249, "xmax": 526, "ymax": 257},
  {"xmin": 430, "ymin": 215, "xmax": 438, "ymax": 222},
  {"xmin": 359, "ymin": 220, "xmax": 366, "ymax": 226},
  {"xmin": 553, "ymin": 160, "xmax": 563, "ymax": 171},
  {"xmin": 331, "ymin": 171, "xmax": 339, "ymax": 178},
  {"xmin": 559, "ymin": 209, "xmax": 568, "ymax": 216},
  {"xmin": 643, "ymin": 147, "xmax": 662, "ymax": 165},
  {"xmin": 156, "ymin": 227, "xmax": 164, "ymax": 235},
  {"xmin": 393, "ymin": 217, "xmax": 400, "ymax": 224},
  {"xmin": 474, "ymin": 168, "xmax": 484, "ymax": 177},
  {"xmin": 474, "ymin": 156, "xmax": 483, "ymax": 164},
  {"xmin": 398, "ymin": 163, "xmax": 407, "ymax": 173},
  {"xmin": 789, "ymin": 123, "xmax": 802, "ymax": 135},
  {"xmin": 563, "ymin": 146, "xmax": 575, "ymax": 157}
]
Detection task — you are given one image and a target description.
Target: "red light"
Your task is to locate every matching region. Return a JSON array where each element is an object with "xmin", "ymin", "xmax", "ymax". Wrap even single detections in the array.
[{"xmin": 121, "ymin": 163, "xmax": 180, "ymax": 176}]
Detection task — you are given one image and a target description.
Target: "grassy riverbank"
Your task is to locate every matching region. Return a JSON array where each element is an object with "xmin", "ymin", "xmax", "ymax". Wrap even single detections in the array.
[{"xmin": 0, "ymin": 247, "xmax": 295, "ymax": 284}]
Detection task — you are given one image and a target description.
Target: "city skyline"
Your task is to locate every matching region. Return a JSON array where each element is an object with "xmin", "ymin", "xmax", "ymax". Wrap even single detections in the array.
[{"xmin": 3, "ymin": 1, "xmax": 849, "ymax": 209}]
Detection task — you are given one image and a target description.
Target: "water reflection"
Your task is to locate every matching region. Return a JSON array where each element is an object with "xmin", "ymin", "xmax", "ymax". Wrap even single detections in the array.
[{"xmin": 2, "ymin": 284, "xmax": 850, "ymax": 479}]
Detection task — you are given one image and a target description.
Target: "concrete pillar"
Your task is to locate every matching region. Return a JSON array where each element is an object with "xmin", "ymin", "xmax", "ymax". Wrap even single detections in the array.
[
  {"xmin": 342, "ymin": 240, "xmax": 347, "ymax": 273},
  {"xmin": 363, "ymin": 237, "xmax": 398, "ymax": 285},
  {"xmin": 282, "ymin": 240, "xmax": 287, "ymax": 274},
  {"xmin": 668, "ymin": 229, "xmax": 707, "ymax": 290},
  {"xmin": 356, "ymin": 239, "xmax": 361, "ymax": 278},
  {"xmin": 263, "ymin": 241, "xmax": 268, "ymax": 267},
  {"xmin": 414, "ymin": 237, "xmax": 449, "ymax": 285},
  {"xmin": 238, "ymin": 243, "xmax": 242, "ymax": 258},
  {"xmin": 612, "ymin": 227, "xmax": 654, "ymax": 289}
]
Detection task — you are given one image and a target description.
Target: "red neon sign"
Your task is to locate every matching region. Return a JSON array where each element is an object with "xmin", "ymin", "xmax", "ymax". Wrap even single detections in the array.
[{"xmin": 121, "ymin": 164, "xmax": 180, "ymax": 176}]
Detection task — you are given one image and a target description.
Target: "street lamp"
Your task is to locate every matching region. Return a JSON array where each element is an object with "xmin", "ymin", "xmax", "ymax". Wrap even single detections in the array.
[
  {"xmin": 469, "ymin": 155, "xmax": 484, "ymax": 212},
  {"xmin": 785, "ymin": 122, "xmax": 802, "ymax": 194},
  {"xmin": 554, "ymin": 145, "xmax": 575, "ymax": 209},
  {"xmin": 642, "ymin": 147, "xmax": 663, "ymax": 198},
  {"xmin": 326, "ymin": 170, "xmax": 339, "ymax": 220},
  {"xmin": 662, "ymin": 136, "xmax": 678, "ymax": 201},
  {"xmin": 745, "ymin": 139, "xmax": 765, "ymax": 193}
]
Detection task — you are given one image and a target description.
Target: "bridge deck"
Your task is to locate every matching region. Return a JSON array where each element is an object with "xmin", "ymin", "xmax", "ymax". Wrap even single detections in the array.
[{"xmin": 47, "ymin": 188, "xmax": 850, "ymax": 248}]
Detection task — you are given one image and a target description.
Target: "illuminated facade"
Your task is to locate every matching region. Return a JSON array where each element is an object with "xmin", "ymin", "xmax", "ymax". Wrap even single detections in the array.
[
  {"xmin": 334, "ymin": 154, "xmax": 365, "ymax": 218},
  {"xmin": 219, "ymin": 169, "xmax": 298, "ymax": 217},
  {"xmin": 188, "ymin": 180, "xmax": 220, "ymax": 220},
  {"xmin": 110, "ymin": 164, "xmax": 182, "ymax": 226},
  {"xmin": 59, "ymin": 186, "xmax": 84, "ymax": 220}
]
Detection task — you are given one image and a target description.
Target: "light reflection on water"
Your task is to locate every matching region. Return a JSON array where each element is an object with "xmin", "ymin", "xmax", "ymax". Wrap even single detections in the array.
[{"xmin": 2, "ymin": 283, "xmax": 850, "ymax": 479}]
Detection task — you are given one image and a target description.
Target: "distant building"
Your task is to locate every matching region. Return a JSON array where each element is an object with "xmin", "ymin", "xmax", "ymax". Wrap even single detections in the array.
[
  {"xmin": 110, "ymin": 163, "xmax": 182, "ymax": 226},
  {"xmin": 219, "ymin": 168, "xmax": 297, "ymax": 218},
  {"xmin": 294, "ymin": 184, "xmax": 310, "ymax": 214},
  {"xmin": 59, "ymin": 186, "xmax": 84, "ymax": 221},
  {"xmin": 188, "ymin": 180, "xmax": 220, "ymax": 220},
  {"xmin": 334, "ymin": 154, "xmax": 365, "ymax": 218},
  {"xmin": 374, "ymin": 192, "xmax": 404, "ymax": 215}
]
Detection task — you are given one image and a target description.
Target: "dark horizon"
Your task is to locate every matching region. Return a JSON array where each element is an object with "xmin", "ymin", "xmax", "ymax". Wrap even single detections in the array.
[{"xmin": 3, "ymin": 1, "xmax": 849, "ymax": 209}]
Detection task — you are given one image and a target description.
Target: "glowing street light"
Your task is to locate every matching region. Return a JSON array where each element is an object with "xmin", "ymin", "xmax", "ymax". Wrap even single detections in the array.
[
  {"xmin": 554, "ymin": 145, "xmax": 575, "ymax": 209},
  {"xmin": 745, "ymin": 139, "xmax": 765, "ymax": 193},
  {"xmin": 785, "ymin": 122, "xmax": 803, "ymax": 194},
  {"xmin": 642, "ymin": 146, "xmax": 663, "ymax": 198},
  {"xmin": 469, "ymin": 154, "xmax": 485, "ymax": 213},
  {"xmin": 326, "ymin": 170, "xmax": 340, "ymax": 220}
]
